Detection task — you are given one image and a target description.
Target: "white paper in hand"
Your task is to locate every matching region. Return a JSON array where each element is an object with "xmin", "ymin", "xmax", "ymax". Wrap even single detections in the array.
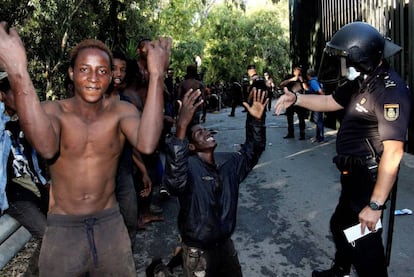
[{"xmin": 343, "ymin": 220, "xmax": 382, "ymax": 244}]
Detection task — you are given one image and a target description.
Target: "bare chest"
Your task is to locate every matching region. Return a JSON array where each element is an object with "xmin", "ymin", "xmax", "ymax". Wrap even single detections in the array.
[{"xmin": 59, "ymin": 113, "xmax": 123, "ymax": 157}]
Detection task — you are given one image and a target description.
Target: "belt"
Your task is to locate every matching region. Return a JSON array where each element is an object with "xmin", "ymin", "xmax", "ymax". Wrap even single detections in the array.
[{"xmin": 333, "ymin": 154, "xmax": 379, "ymax": 172}]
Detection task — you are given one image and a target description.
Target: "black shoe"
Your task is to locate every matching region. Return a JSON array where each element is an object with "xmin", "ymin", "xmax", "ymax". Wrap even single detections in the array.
[
  {"xmin": 283, "ymin": 134, "xmax": 294, "ymax": 139},
  {"xmin": 228, "ymin": 114, "xmax": 235, "ymax": 117},
  {"xmin": 146, "ymin": 257, "xmax": 174, "ymax": 277},
  {"xmin": 167, "ymin": 248, "xmax": 183, "ymax": 272},
  {"xmin": 312, "ymin": 265, "xmax": 350, "ymax": 277},
  {"xmin": 299, "ymin": 136, "xmax": 305, "ymax": 140},
  {"xmin": 154, "ymin": 263, "xmax": 174, "ymax": 277},
  {"xmin": 146, "ymin": 257, "xmax": 163, "ymax": 277}
]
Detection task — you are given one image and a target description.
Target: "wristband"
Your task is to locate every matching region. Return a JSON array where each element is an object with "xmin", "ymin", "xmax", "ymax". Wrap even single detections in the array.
[{"xmin": 293, "ymin": 92, "xmax": 299, "ymax": 106}]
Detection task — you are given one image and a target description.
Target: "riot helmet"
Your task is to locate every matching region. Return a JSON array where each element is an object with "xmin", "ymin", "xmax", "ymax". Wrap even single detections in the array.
[{"xmin": 318, "ymin": 22, "xmax": 401, "ymax": 86}]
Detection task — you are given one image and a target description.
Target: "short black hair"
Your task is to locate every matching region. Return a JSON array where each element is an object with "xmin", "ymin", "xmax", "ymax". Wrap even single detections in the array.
[
  {"xmin": 185, "ymin": 122, "xmax": 199, "ymax": 144},
  {"xmin": 136, "ymin": 38, "xmax": 151, "ymax": 50},
  {"xmin": 112, "ymin": 50, "xmax": 128, "ymax": 62},
  {"xmin": 185, "ymin": 64, "xmax": 198, "ymax": 79},
  {"xmin": 290, "ymin": 82, "xmax": 303, "ymax": 93},
  {"xmin": 247, "ymin": 64, "xmax": 256, "ymax": 70},
  {"xmin": 69, "ymin": 39, "xmax": 113, "ymax": 69},
  {"xmin": 125, "ymin": 58, "xmax": 142, "ymax": 86}
]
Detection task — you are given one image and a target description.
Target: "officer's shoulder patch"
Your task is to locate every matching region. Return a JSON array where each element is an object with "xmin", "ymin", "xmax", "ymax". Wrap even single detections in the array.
[
  {"xmin": 383, "ymin": 74, "xmax": 397, "ymax": 88},
  {"xmin": 384, "ymin": 104, "xmax": 399, "ymax": 121}
]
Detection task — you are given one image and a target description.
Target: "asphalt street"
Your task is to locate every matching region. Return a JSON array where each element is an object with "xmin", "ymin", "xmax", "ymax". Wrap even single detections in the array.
[{"xmin": 134, "ymin": 106, "xmax": 414, "ymax": 277}]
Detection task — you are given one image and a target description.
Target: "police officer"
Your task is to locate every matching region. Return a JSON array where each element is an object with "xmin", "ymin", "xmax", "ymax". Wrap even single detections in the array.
[
  {"xmin": 275, "ymin": 22, "xmax": 411, "ymax": 277},
  {"xmin": 279, "ymin": 65, "xmax": 307, "ymax": 140}
]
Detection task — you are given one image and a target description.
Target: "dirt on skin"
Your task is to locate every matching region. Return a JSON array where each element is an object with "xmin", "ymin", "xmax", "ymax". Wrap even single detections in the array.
[{"xmin": 0, "ymin": 238, "xmax": 40, "ymax": 277}]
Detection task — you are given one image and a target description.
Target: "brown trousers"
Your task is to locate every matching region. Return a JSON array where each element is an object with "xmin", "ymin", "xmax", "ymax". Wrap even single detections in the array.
[{"xmin": 39, "ymin": 205, "xmax": 136, "ymax": 277}]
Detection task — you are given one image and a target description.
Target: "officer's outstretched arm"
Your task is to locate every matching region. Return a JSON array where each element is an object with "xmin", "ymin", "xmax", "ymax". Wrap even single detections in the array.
[{"xmin": 274, "ymin": 87, "xmax": 343, "ymax": 115}]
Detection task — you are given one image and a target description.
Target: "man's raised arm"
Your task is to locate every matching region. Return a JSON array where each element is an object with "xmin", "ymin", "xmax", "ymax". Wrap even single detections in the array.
[
  {"xmin": 136, "ymin": 37, "xmax": 172, "ymax": 154},
  {"xmin": 0, "ymin": 22, "xmax": 59, "ymax": 159}
]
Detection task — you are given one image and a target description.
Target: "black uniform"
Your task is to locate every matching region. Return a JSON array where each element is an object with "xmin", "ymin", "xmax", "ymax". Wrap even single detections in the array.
[
  {"xmin": 329, "ymin": 62, "xmax": 411, "ymax": 276},
  {"xmin": 282, "ymin": 74, "xmax": 307, "ymax": 139},
  {"xmin": 228, "ymin": 81, "xmax": 242, "ymax": 116}
]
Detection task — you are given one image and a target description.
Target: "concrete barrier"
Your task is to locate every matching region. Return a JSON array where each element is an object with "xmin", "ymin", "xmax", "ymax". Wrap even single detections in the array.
[{"xmin": 0, "ymin": 214, "xmax": 32, "ymax": 269}]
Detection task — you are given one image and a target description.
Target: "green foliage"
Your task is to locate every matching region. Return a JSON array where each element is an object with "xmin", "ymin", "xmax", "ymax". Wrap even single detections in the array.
[
  {"xmin": 0, "ymin": 0, "xmax": 289, "ymax": 99},
  {"xmin": 173, "ymin": 41, "xmax": 205, "ymax": 76},
  {"xmin": 196, "ymin": 1, "xmax": 290, "ymax": 84},
  {"xmin": 154, "ymin": 0, "xmax": 290, "ymax": 84},
  {"xmin": 1, "ymin": 0, "xmax": 135, "ymax": 99}
]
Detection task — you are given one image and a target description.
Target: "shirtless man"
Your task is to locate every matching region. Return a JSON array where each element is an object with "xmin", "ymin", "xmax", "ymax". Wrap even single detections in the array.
[
  {"xmin": 108, "ymin": 50, "xmax": 152, "ymax": 245},
  {"xmin": 0, "ymin": 22, "xmax": 171, "ymax": 276}
]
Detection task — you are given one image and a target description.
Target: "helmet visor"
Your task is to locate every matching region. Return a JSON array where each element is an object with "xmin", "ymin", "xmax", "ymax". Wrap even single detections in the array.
[{"xmin": 318, "ymin": 48, "xmax": 348, "ymax": 85}]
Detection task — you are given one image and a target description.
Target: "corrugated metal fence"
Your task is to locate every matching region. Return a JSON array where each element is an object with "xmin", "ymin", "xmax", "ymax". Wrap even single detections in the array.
[
  {"xmin": 319, "ymin": 0, "xmax": 410, "ymax": 82},
  {"xmin": 291, "ymin": 0, "xmax": 414, "ymax": 152}
]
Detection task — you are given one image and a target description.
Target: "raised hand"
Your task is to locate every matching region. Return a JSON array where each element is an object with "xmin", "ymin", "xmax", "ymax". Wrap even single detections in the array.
[
  {"xmin": 242, "ymin": 88, "xmax": 269, "ymax": 120},
  {"xmin": 0, "ymin": 22, "xmax": 28, "ymax": 75},
  {"xmin": 175, "ymin": 89, "xmax": 203, "ymax": 139},
  {"xmin": 274, "ymin": 87, "xmax": 296, "ymax": 115},
  {"xmin": 145, "ymin": 37, "xmax": 172, "ymax": 77}
]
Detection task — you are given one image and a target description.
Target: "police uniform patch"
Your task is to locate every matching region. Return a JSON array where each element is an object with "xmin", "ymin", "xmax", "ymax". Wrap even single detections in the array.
[
  {"xmin": 383, "ymin": 75, "xmax": 397, "ymax": 88},
  {"xmin": 384, "ymin": 104, "xmax": 399, "ymax": 121},
  {"xmin": 360, "ymin": 98, "xmax": 367, "ymax": 105}
]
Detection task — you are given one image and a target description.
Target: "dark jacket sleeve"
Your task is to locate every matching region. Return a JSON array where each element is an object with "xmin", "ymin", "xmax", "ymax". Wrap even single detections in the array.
[
  {"xmin": 239, "ymin": 114, "xmax": 266, "ymax": 180},
  {"xmin": 163, "ymin": 135, "xmax": 190, "ymax": 195}
]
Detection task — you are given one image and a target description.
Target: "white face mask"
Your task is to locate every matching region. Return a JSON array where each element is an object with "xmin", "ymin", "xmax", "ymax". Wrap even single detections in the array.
[
  {"xmin": 345, "ymin": 66, "xmax": 361, "ymax": 81},
  {"xmin": 339, "ymin": 56, "xmax": 360, "ymax": 81}
]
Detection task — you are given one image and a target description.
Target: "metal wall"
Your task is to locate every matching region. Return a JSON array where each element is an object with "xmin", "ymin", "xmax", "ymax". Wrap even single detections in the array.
[
  {"xmin": 318, "ymin": 0, "xmax": 409, "ymax": 80},
  {"xmin": 290, "ymin": 0, "xmax": 414, "ymax": 152}
]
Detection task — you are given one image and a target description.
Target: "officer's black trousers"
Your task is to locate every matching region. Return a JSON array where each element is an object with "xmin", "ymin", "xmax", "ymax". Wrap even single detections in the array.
[
  {"xmin": 330, "ymin": 164, "xmax": 388, "ymax": 277},
  {"xmin": 285, "ymin": 105, "xmax": 307, "ymax": 137}
]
